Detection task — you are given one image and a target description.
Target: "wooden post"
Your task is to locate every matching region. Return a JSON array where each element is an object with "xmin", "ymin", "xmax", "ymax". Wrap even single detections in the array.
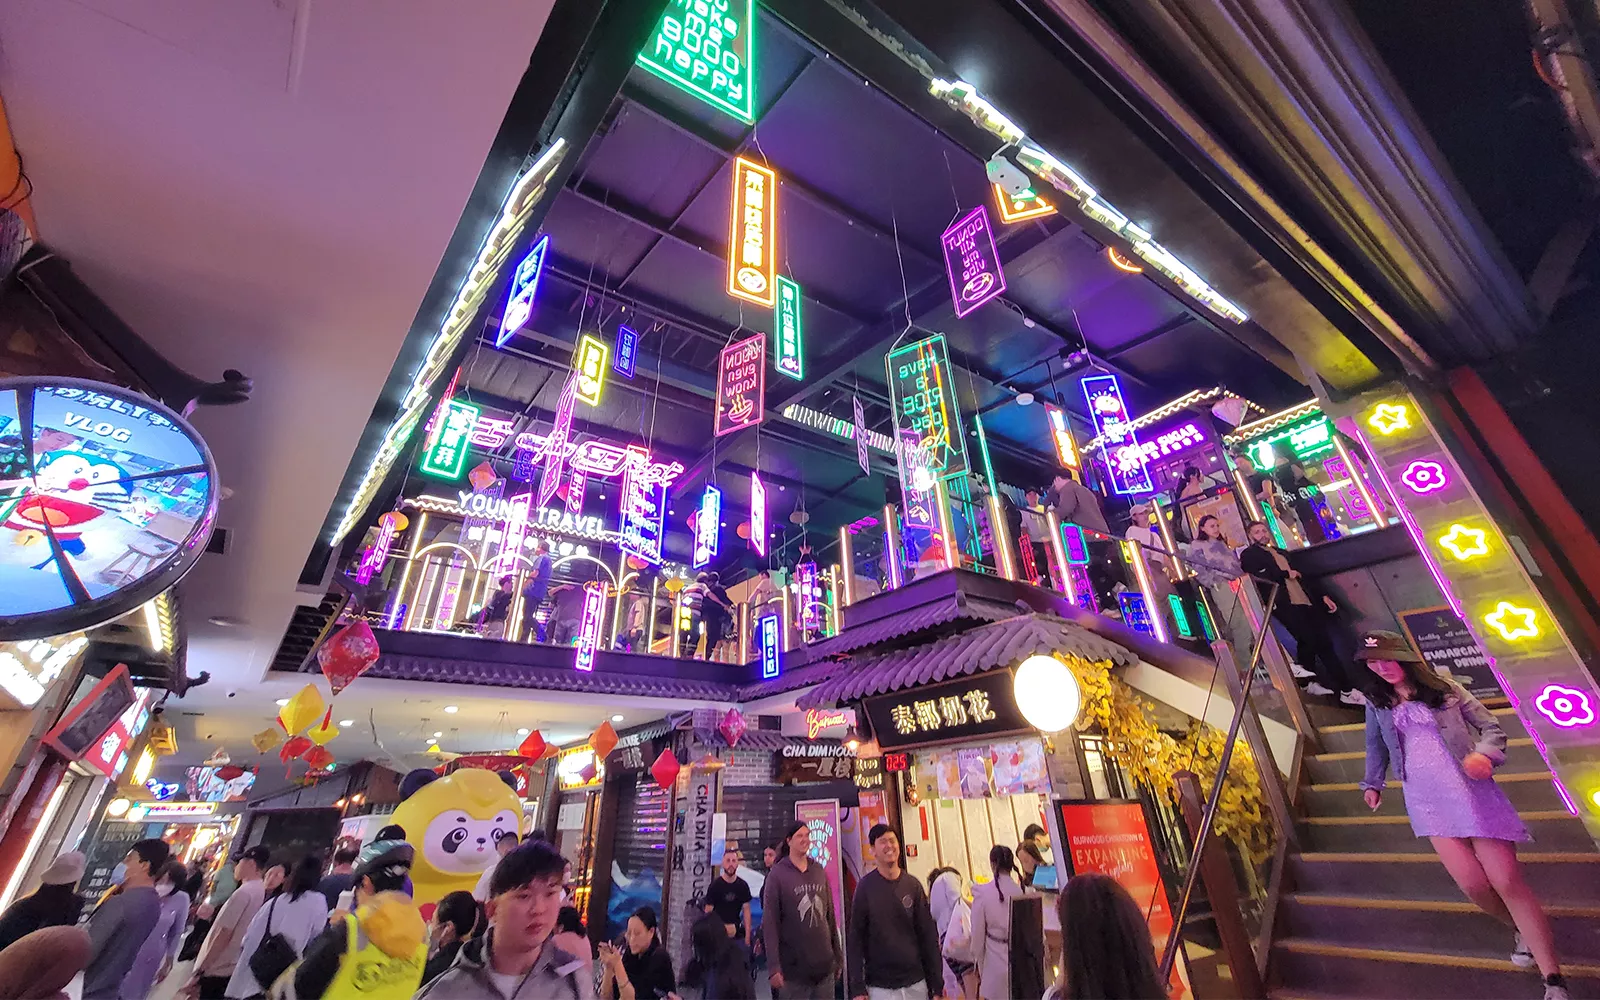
[{"xmin": 1174, "ymin": 770, "xmax": 1268, "ymax": 1000}]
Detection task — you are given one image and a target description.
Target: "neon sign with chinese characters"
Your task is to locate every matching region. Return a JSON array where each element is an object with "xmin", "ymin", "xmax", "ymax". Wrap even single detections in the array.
[
  {"xmin": 940, "ymin": 205, "xmax": 1007, "ymax": 318},
  {"xmin": 774, "ymin": 276, "xmax": 803, "ymax": 379},
  {"xmin": 573, "ymin": 334, "xmax": 610, "ymax": 406},
  {"xmin": 496, "ymin": 234, "xmax": 549, "ymax": 348},
  {"xmin": 419, "ymin": 399, "xmax": 480, "ymax": 481},
  {"xmin": 759, "ymin": 614, "xmax": 781, "ymax": 679},
  {"xmin": 727, "ymin": 157, "xmax": 776, "ymax": 306},
  {"xmin": 795, "ymin": 561, "xmax": 822, "ymax": 632},
  {"xmin": 1081, "ymin": 374, "xmax": 1152, "ymax": 495},
  {"xmin": 614, "ymin": 325, "xmax": 639, "ymax": 379},
  {"xmin": 636, "ymin": 0, "xmax": 756, "ymax": 124},
  {"xmin": 715, "ymin": 333, "xmax": 765, "ymax": 436},
  {"xmin": 1043, "ymin": 402, "xmax": 1079, "ymax": 471},
  {"xmin": 574, "ymin": 582, "xmax": 606, "ymax": 672},
  {"xmin": 693, "ymin": 485, "xmax": 721, "ymax": 569},
  {"xmin": 750, "ymin": 472, "xmax": 767, "ymax": 557}
]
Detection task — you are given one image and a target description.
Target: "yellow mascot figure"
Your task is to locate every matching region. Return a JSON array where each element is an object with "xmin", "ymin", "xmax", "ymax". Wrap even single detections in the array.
[{"xmin": 390, "ymin": 767, "xmax": 522, "ymax": 910}]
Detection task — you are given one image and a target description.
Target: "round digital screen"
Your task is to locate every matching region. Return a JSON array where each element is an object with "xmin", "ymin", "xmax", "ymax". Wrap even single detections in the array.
[{"xmin": 0, "ymin": 377, "xmax": 218, "ymax": 641}]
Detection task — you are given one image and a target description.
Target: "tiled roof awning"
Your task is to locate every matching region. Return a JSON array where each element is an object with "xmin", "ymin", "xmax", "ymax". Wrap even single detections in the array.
[
  {"xmin": 792, "ymin": 594, "xmax": 1022, "ymax": 663},
  {"xmin": 797, "ymin": 613, "xmax": 1136, "ymax": 709},
  {"xmin": 692, "ymin": 727, "xmax": 790, "ymax": 750}
]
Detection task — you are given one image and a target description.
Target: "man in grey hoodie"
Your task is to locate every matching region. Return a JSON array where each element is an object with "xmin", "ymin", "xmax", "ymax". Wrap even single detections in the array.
[{"xmin": 762, "ymin": 821, "xmax": 842, "ymax": 1000}]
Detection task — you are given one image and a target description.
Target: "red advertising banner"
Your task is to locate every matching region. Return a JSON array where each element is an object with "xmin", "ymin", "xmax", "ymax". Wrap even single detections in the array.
[
  {"xmin": 715, "ymin": 333, "xmax": 766, "ymax": 436},
  {"xmin": 1055, "ymin": 799, "xmax": 1188, "ymax": 999},
  {"xmin": 795, "ymin": 797, "xmax": 846, "ymax": 968}
]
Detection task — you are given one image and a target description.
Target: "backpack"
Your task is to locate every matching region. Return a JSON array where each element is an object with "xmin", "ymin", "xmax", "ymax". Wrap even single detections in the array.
[
  {"xmin": 941, "ymin": 896, "xmax": 972, "ymax": 964},
  {"xmin": 248, "ymin": 896, "xmax": 297, "ymax": 989}
]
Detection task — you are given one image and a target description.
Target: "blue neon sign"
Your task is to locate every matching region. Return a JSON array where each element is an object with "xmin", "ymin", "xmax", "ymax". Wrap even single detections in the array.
[
  {"xmin": 614, "ymin": 325, "xmax": 639, "ymax": 378},
  {"xmin": 496, "ymin": 234, "xmax": 550, "ymax": 348},
  {"xmin": 1081, "ymin": 374, "xmax": 1153, "ymax": 495},
  {"xmin": 760, "ymin": 614, "xmax": 781, "ymax": 679}
]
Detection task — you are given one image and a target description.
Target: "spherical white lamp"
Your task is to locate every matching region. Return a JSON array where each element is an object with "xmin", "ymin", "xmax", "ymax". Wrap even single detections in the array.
[{"xmin": 1013, "ymin": 654, "xmax": 1082, "ymax": 733}]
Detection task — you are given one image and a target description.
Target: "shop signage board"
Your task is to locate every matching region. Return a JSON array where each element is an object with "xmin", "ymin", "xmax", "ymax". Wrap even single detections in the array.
[
  {"xmin": 795, "ymin": 798, "xmax": 846, "ymax": 960},
  {"xmin": 1043, "ymin": 402, "xmax": 1079, "ymax": 471},
  {"xmin": 759, "ymin": 614, "xmax": 781, "ymax": 679},
  {"xmin": 0, "ymin": 378, "xmax": 220, "ymax": 641},
  {"xmin": 42, "ymin": 664, "xmax": 136, "ymax": 770},
  {"xmin": 619, "ymin": 467, "xmax": 668, "ymax": 565},
  {"xmin": 496, "ymin": 234, "xmax": 549, "ymax": 348},
  {"xmin": 774, "ymin": 276, "xmax": 804, "ymax": 379},
  {"xmin": 715, "ymin": 334, "xmax": 766, "ymax": 436},
  {"xmin": 749, "ymin": 472, "xmax": 767, "ymax": 556},
  {"xmin": 726, "ymin": 158, "xmax": 777, "ymax": 305},
  {"xmin": 636, "ymin": 0, "xmax": 757, "ymax": 124},
  {"xmin": 1399, "ymin": 605, "xmax": 1504, "ymax": 702},
  {"xmin": 1055, "ymin": 799, "xmax": 1188, "ymax": 998},
  {"xmin": 852, "ymin": 755, "xmax": 884, "ymax": 790},
  {"xmin": 804, "ymin": 707, "xmax": 850, "ymax": 739},
  {"xmin": 940, "ymin": 205, "xmax": 1007, "ymax": 318},
  {"xmin": 81, "ymin": 817, "xmax": 149, "ymax": 902},
  {"xmin": 556, "ymin": 744, "xmax": 602, "ymax": 790},
  {"xmin": 1248, "ymin": 414, "xmax": 1336, "ymax": 467},
  {"xmin": 693, "ymin": 485, "xmax": 721, "ymax": 569},
  {"xmin": 863, "ymin": 670, "xmax": 1031, "ymax": 750},
  {"xmin": 686, "ymin": 768, "xmax": 721, "ymax": 906},
  {"xmin": 614, "ymin": 325, "xmax": 639, "ymax": 379},
  {"xmin": 778, "ymin": 741, "xmax": 854, "ymax": 784},
  {"xmin": 574, "ymin": 582, "xmax": 606, "ymax": 672},
  {"xmin": 1118, "ymin": 592, "xmax": 1155, "ymax": 637},
  {"xmin": 420, "ymin": 398, "xmax": 480, "ymax": 481},
  {"xmin": 887, "ymin": 334, "xmax": 970, "ymax": 482},
  {"xmin": 572, "ymin": 334, "xmax": 611, "ymax": 407},
  {"xmin": 1081, "ymin": 374, "xmax": 1153, "ymax": 495},
  {"xmin": 123, "ymin": 800, "xmax": 217, "ymax": 822},
  {"xmin": 1123, "ymin": 415, "xmax": 1211, "ymax": 466}
]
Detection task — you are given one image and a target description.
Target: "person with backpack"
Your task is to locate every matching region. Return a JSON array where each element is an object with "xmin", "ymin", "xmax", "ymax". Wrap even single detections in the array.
[
  {"xmin": 226, "ymin": 856, "xmax": 327, "ymax": 996},
  {"xmin": 926, "ymin": 870, "xmax": 972, "ymax": 1000}
]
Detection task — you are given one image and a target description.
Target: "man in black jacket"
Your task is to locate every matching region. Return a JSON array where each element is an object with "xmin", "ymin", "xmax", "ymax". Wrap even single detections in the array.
[
  {"xmin": 847, "ymin": 825, "xmax": 943, "ymax": 1000},
  {"xmin": 1238, "ymin": 520, "xmax": 1360, "ymax": 704}
]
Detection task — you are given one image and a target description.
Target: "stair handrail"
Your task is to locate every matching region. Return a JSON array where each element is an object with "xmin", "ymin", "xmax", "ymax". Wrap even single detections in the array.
[{"xmin": 1158, "ymin": 581, "xmax": 1281, "ymax": 982}]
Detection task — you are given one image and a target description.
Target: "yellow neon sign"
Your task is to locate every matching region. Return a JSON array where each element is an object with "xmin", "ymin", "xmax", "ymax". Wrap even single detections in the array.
[
  {"xmin": 1438, "ymin": 524, "xmax": 1489, "ymax": 561},
  {"xmin": 1367, "ymin": 402, "xmax": 1411, "ymax": 436},
  {"xmin": 992, "ymin": 183, "xmax": 1055, "ymax": 224},
  {"xmin": 573, "ymin": 334, "xmax": 610, "ymax": 406},
  {"xmin": 728, "ymin": 157, "xmax": 777, "ymax": 307},
  {"xmin": 1484, "ymin": 601, "xmax": 1540, "ymax": 642}
]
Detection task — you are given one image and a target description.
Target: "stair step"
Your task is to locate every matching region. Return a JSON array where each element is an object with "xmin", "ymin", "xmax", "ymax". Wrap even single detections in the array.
[
  {"xmin": 1272, "ymin": 939, "xmax": 1600, "ymax": 998},
  {"xmin": 1299, "ymin": 809, "xmax": 1593, "ymax": 852},
  {"xmin": 1315, "ymin": 707, "xmax": 1522, "ymax": 753},
  {"xmin": 1288, "ymin": 852, "xmax": 1600, "ymax": 905},
  {"xmin": 1282, "ymin": 893, "xmax": 1600, "ymax": 963},
  {"xmin": 1304, "ymin": 737, "xmax": 1543, "ymax": 784},
  {"xmin": 1305, "ymin": 772, "xmax": 1565, "ymax": 816}
]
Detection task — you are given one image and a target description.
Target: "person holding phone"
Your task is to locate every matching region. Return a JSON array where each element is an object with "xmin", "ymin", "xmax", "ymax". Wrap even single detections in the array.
[{"xmin": 599, "ymin": 908, "xmax": 675, "ymax": 1000}]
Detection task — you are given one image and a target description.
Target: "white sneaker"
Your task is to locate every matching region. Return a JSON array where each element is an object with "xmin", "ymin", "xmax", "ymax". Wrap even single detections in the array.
[
  {"xmin": 1544, "ymin": 983, "xmax": 1569, "ymax": 1000},
  {"xmin": 1289, "ymin": 662, "xmax": 1316, "ymax": 679},
  {"xmin": 1304, "ymin": 682, "xmax": 1335, "ymax": 697},
  {"xmin": 1512, "ymin": 932, "xmax": 1535, "ymax": 968},
  {"xmin": 1340, "ymin": 689, "xmax": 1368, "ymax": 706}
]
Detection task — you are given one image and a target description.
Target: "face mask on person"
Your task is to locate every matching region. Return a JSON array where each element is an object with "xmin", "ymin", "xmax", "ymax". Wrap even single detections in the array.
[
  {"xmin": 156, "ymin": 883, "xmax": 174, "ymax": 898},
  {"xmin": 110, "ymin": 862, "xmax": 127, "ymax": 885}
]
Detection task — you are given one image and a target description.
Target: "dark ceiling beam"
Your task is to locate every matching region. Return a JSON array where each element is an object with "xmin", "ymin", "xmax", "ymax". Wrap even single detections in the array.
[
  {"xmin": 1103, "ymin": 314, "xmax": 1198, "ymax": 359},
  {"xmin": 542, "ymin": 257, "xmax": 728, "ymax": 350}
]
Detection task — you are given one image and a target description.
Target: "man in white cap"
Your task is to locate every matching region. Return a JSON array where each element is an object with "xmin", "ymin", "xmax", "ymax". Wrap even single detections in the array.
[{"xmin": 0, "ymin": 850, "xmax": 85, "ymax": 951}]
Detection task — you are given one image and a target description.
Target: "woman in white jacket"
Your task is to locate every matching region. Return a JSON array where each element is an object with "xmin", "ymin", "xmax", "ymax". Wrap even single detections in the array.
[
  {"xmin": 967, "ymin": 846, "xmax": 1023, "ymax": 1000},
  {"xmin": 225, "ymin": 857, "xmax": 329, "ymax": 997},
  {"xmin": 927, "ymin": 868, "xmax": 973, "ymax": 999}
]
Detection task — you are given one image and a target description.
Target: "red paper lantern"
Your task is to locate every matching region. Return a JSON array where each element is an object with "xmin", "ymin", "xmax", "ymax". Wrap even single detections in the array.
[
  {"xmin": 280, "ymin": 735, "xmax": 313, "ymax": 763},
  {"xmin": 736, "ymin": 522, "xmax": 751, "ymax": 540},
  {"xmin": 590, "ymin": 721, "xmax": 618, "ymax": 761},
  {"xmin": 303, "ymin": 745, "xmax": 335, "ymax": 770},
  {"xmin": 649, "ymin": 748, "xmax": 680, "ymax": 791},
  {"xmin": 317, "ymin": 621, "xmax": 381, "ymax": 695},
  {"xmin": 468, "ymin": 461, "xmax": 497, "ymax": 492},
  {"xmin": 517, "ymin": 730, "xmax": 547, "ymax": 760},
  {"xmin": 718, "ymin": 707, "xmax": 746, "ymax": 748}
]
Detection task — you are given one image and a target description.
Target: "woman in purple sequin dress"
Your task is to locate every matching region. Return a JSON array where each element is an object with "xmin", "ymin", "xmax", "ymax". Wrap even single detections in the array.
[{"xmin": 1358, "ymin": 630, "xmax": 1567, "ymax": 999}]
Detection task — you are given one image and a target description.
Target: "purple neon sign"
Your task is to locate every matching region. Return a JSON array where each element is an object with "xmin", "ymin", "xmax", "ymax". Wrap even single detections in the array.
[
  {"xmin": 573, "ymin": 582, "xmax": 606, "ymax": 672},
  {"xmin": 1082, "ymin": 374, "xmax": 1153, "ymax": 495},
  {"xmin": 940, "ymin": 205, "xmax": 1007, "ymax": 318}
]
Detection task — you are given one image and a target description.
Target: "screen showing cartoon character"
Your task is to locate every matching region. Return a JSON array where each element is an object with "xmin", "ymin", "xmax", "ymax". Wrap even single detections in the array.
[{"xmin": 0, "ymin": 383, "xmax": 213, "ymax": 618}]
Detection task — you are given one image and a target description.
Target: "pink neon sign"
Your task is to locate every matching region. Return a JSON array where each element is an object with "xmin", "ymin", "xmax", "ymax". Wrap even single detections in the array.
[
  {"xmin": 355, "ymin": 513, "xmax": 400, "ymax": 585},
  {"xmin": 715, "ymin": 334, "xmax": 765, "ymax": 437},
  {"xmin": 574, "ymin": 582, "xmax": 606, "ymax": 672},
  {"xmin": 1535, "ymin": 683, "xmax": 1595, "ymax": 729},
  {"xmin": 750, "ymin": 472, "xmax": 767, "ymax": 557},
  {"xmin": 538, "ymin": 375, "xmax": 579, "ymax": 508},
  {"xmin": 1400, "ymin": 460, "xmax": 1449, "ymax": 495}
]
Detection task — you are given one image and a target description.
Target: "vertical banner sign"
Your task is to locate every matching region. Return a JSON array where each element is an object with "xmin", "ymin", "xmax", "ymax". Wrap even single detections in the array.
[
  {"xmin": 565, "ymin": 469, "xmax": 587, "ymax": 514},
  {"xmin": 715, "ymin": 333, "xmax": 766, "ymax": 436},
  {"xmin": 795, "ymin": 798, "xmax": 847, "ymax": 970},
  {"xmin": 614, "ymin": 325, "xmax": 639, "ymax": 379},
  {"xmin": 1056, "ymin": 800, "xmax": 1188, "ymax": 999},
  {"xmin": 853, "ymin": 395, "xmax": 870, "ymax": 476},
  {"xmin": 1356, "ymin": 391, "xmax": 1600, "ymax": 833},
  {"xmin": 940, "ymin": 205, "xmax": 1007, "ymax": 318},
  {"xmin": 1081, "ymin": 374, "xmax": 1153, "ymax": 495},
  {"xmin": 618, "ymin": 466, "xmax": 668, "ymax": 565},
  {"xmin": 750, "ymin": 472, "xmax": 767, "ymax": 557},
  {"xmin": 1043, "ymin": 402, "xmax": 1080, "ymax": 471},
  {"xmin": 635, "ymin": 0, "xmax": 756, "ymax": 124},
  {"xmin": 496, "ymin": 234, "xmax": 549, "ymax": 348},
  {"xmin": 538, "ymin": 375, "xmax": 580, "ymax": 508},
  {"xmin": 795, "ymin": 561, "xmax": 822, "ymax": 631},
  {"xmin": 759, "ymin": 614, "xmax": 781, "ymax": 678},
  {"xmin": 727, "ymin": 158, "xmax": 777, "ymax": 306},
  {"xmin": 493, "ymin": 493, "xmax": 532, "ymax": 572},
  {"xmin": 572, "ymin": 334, "xmax": 611, "ymax": 406},
  {"xmin": 886, "ymin": 334, "xmax": 970, "ymax": 481},
  {"xmin": 774, "ymin": 276, "xmax": 804, "ymax": 379},
  {"xmin": 355, "ymin": 513, "xmax": 400, "ymax": 585},
  {"xmin": 419, "ymin": 399, "xmax": 480, "ymax": 480},
  {"xmin": 693, "ymin": 485, "xmax": 721, "ymax": 569},
  {"xmin": 573, "ymin": 582, "xmax": 606, "ymax": 671},
  {"xmin": 687, "ymin": 769, "xmax": 721, "ymax": 910}
]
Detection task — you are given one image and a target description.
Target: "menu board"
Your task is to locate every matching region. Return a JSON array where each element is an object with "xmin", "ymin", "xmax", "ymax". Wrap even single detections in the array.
[
  {"xmin": 1398, "ymin": 606, "xmax": 1504, "ymax": 702},
  {"xmin": 0, "ymin": 378, "xmax": 216, "ymax": 639}
]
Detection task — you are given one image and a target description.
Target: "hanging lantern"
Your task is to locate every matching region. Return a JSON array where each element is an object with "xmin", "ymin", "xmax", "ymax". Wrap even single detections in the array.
[
  {"xmin": 517, "ymin": 730, "xmax": 547, "ymax": 760},
  {"xmin": 736, "ymin": 522, "xmax": 751, "ymax": 540},
  {"xmin": 379, "ymin": 510, "xmax": 410, "ymax": 533},
  {"xmin": 1012, "ymin": 654, "xmax": 1083, "ymax": 733},
  {"xmin": 303, "ymin": 745, "xmax": 335, "ymax": 770},
  {"xmin": 277, "ymin": 685, "xmax": 326, "ymax": 734},
  {"xmin": 718, "ymin": 708, "xmax": 746, "ymax": 748},
  {"xmin": 307, "ymin": 718, "xmax": 341, "ymax": 746},
  {"xmin": 280, "ymin": 735, "xmax": 313, "ymax": 763},
  {"xmin": 590, "ymin": 721, "xmax": 618, "ymax": 761},
  {"xmin": 317, "ymin": 621, "xmax": 381, "ymax": 696},
  {"xmin": 649, "ymin": 748, "xmax": 681, "ymax": 791},
  {"xmin": 252, "ymin": 728, "xmax": 283, "ymax": 753},
  {"xmin": 468, "ymin": 461, "xmax": 497, "ymax": 492}
]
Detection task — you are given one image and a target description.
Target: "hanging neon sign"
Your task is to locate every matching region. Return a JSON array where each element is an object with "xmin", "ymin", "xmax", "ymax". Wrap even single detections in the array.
[
  {"xmin": 760, "ymin": 614, "xmax": 781, "ymax": 679},
  {"xmin": 419, "ymin": 399, "xmax": 480, "ymax": 481},
  {"xmin": 853, "ymin": 395, "xmax": 870, "ymax": 475},
  {"xmin": 992, "ymin": 183, "xmax": 1055, "ymax": 224},
  {"xmin": 727, "ymin": 157, "xmax": 777, "ymax": 306},
  {"xmin": 574, "ymin": 582, "xmax": 606, "ymax": 672},
  {"xmin": 795, "ymin": 561, "xmax": 822, "ymax": 631},
  {"xmin": 538, "ymin": 375, "xmax": 579, "ymax": 508},
  {"xmin": 566, "ymin": 469, "xmax": 587, "ymax": 514},
  {"xmin": 693, "ymin": 485, "xmax": 721, "ymax": 569},
  {"xmin": 636, "ymin": 0, "xmax": 756, "ymax": 124},
  {"xmin": 750, "ymin": 472, "xmax": 767, "ymax": 557},
  {"xmin": 774, "ymin": 276, "xmax": 803, "ymax": 379},
  {"xmin": 619, "ymin": 464, "xmax": 668, "ymax": 565},
  {"xmin": 715, "ymin": 333, "xmax": 766, "ymax": 436},
  {"xmin": 355, "ymin": 511, "xmax": 403, "ymax": 585},
  {"xmin": 886, "ymin": 334, "xmax": 970, "ymax": 481},
  {"xmin": 496, "ymin": 234, "xmax": 549, "ymax": 348},
  {"xmin": 573, "ymin": 334, "xmax": 610, "ymax": 407},
  {"xmin": 940, "ymin": 205, "xmax": 1007, "ymax": 318},
  {"xmin": 1081, "ymin": 374, "xmax": 1152, "ymax": 495},
  {"xmin": 614, "ymin": 325, "xmax": 639, "ymax": 379},
  {"xmin": 1043, "ymin": 402, "xmax": 1080, "ymax": 470}
]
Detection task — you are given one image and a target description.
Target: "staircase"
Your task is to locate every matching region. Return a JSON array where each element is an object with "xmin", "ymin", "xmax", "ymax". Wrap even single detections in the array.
[{"xmin": 1269, "ymin": 706, "xmax": 1600, "ymax": 998}]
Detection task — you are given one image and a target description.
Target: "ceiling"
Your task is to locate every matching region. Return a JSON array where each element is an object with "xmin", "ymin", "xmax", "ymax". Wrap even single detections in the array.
[{"xmin": 0, "ymin": 0, "xmax": 557, "ymax": 708}]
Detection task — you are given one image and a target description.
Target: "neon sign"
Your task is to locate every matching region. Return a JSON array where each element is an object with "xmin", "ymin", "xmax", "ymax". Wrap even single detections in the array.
[
  {"xmin": 1081, "ymin": 374, "xmax": 1152, "ymax": 495},
  {"xmin": 566, "ymin": 468, "xmax": 587, "ymax": 513},
  {"xmin": 1484, "ymin": 601, "xmax": 1539, "ymax": 642},
  {"xmin": 1438, "ymin": 524, "xmax": 1489, "ymax": 561},
  {"xmin": 750, "ymin": 471, "xmax": 767, "ymax": 557},
  {"xmin": 774, "ymin": 276, "xmax": 803, "ymax": 379},
  {"xmin": 993, "ymin": 183, "xmax": 1055, "ymax": 224},
  {"xmin": 805, "ymin": 708, "xmax": 849, "ymax": 738},
  {"xmin": 496, "ymin": 234, "xmax": 549, "ymax": 348},
  {"xmin": 636, "ymin": 0, "xmax": 756, "ymax": 124},
  {"xmin": 728, "ymin": 157, "xmax": 777, "ymax": 306},
  {"xmin": 538, "ymin": 375, "xmax": 579, "ymax": 508},
  {"xmin": 574, "ymin": 582, "xmax": 606, "ymax": 672},
  {"xmin": 693, "ymin": 485, "xmax": 721, "ymax": 569},
  {"xmin": 853, "ymin": 395, "xmax": 870, "ymax": 475},
  {"xmin": 795, "ymin": 561, "xmax": 822, "ymax": 631},
  {"xmin": 419, "ymin": 399, "xmax": 480, "ymax": 481},
  {"xmin": 759, "ymin": 614, "xmax": 781, "ymax": 679},
  {"xmin": 886, "ymin": 334, "xmax": 970, "ymax": 481},
  {"xmin": 1401, "ymin": 460, "xmax": 1448, "ymax": 495},
  {"xmin": 715, "ymin": 333, "xmax": 765, "ymax": 436},
  {"xmin": 940, "ymin": 205, "xmax": 1006, "ymax": 318},
  {"xmin": 1044, "ymin": 402, "xmax": 1080, "ymax": 470},
  {"xmin": 355, "ymin": 512, "xmax": 402, "ymax": 585},
  {"xmin": 614, "ymin": 325, "xmax": 639, "ymax": 379},
  {"xmin": 1368, "ymin": 403, "xmax": 1411, "ymax": 436},
  {"xmin": 619, "ymin": 465, "xmax": 668, "ymax": 565},
  {"xmin": 573, "ymin": 334, "xmax": 610, "ymax": 406},
  {"xmin": 1535, "ymin": 684, "xmax": 1594, "ymax": 729}
]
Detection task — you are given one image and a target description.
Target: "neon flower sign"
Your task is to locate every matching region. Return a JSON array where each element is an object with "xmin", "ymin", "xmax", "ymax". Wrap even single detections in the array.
[
  {"xmin": 1081, "ymin": 374, "xmax": 1152, "ymax": 495},
  {"xmin": 750, "ymin": 472, "xmax": 767, "ymax": 557},
  {"xmin": 496, "ymin": 234, "xmax": 549, "ymax": 348},
  {"xmin": 573, "ymin": 582, "xmax": 606, "ymax": 672},
  {"xmin": 1535, "ymin": 684, "xmax": 1595, "ymax": 729},
  {"xmin": 728, "ymin": 157, "xmax": 777, "ymax": 306},
  {"xmin": 573, "ymin": 334, "xmax": 610, "ymax": 406},
  {"xmin": 940, "ymin": 205, "xmax": 1007, "ymax": 318},
  {"xmin": 693, "ymin": 485, "xmax": 721, "ymax": 569},
  {"xmin": 1400, "ymin": 460, "xmax": 1448, "ymax": 494}
]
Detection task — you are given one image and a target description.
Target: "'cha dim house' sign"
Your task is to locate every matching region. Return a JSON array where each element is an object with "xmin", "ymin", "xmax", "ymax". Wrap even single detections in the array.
[{"xmin": 0, "ymin": 378, "xmax": 219, "ymax": 641}]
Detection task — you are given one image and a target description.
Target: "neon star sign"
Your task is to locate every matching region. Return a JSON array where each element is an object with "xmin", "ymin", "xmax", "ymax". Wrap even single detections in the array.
[
  {"xmin": 750, "ymin": 471, "xmax": 767, "ymax": 557},
  {"xmin": 1438, "ymin": 524, "xmax": 1489, "ymax": 561},
  {"xmin": 572, "ymin": 334, "xmax": 610, "ymax": 406},
  {"xmin": 693, "ymin": 485, "xmax": 721, "ymax": 569},
  {"xmin": 1400, "ymin": 460, "xmax": 1449, "ymax": 495},
  {"xmin": 728, "ymin": 157, "xmax": 777, "ymax": 306},
  {"xmin": 1368, "ymin": 402, "xmax": 1411, "ymax": 436},
  {"xmin": 496, "ymin": 234, "xmax": 549, "ymax": 348},
  {"xmin": 1535, "ymin": 684, "xmax": 1595, "ymax": 729},
  {"xmin": 1484, "ymin": 601, "xmax": 1540, "ymax": 642}
]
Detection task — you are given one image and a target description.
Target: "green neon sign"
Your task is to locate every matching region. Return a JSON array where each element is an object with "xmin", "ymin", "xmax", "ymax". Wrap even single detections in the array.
[
  {"xmin": 1167, "ymin": 594, "xmax": 1195, "ymax": 639},
  {"xmin": 774, "ymin": 275, "xmax": 803, "ymax": 380},
  {"xmin": 1250, "ymin": 415, "xmax": 1335, "ymax": 468},
  {"xmin": 886, "ymin": 333, "xmax": 971, "ymax": 482},
  {"xmin": 419, "ymin": 399, "xmax": 480, "ymax": 480},
  {"xmin": 636, "ymin": 0, "xmax": 756, "ymax": 124},
  {"xmin": 1196, "ymin": 598, "xmax": 1217, "ymax": 641}
]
